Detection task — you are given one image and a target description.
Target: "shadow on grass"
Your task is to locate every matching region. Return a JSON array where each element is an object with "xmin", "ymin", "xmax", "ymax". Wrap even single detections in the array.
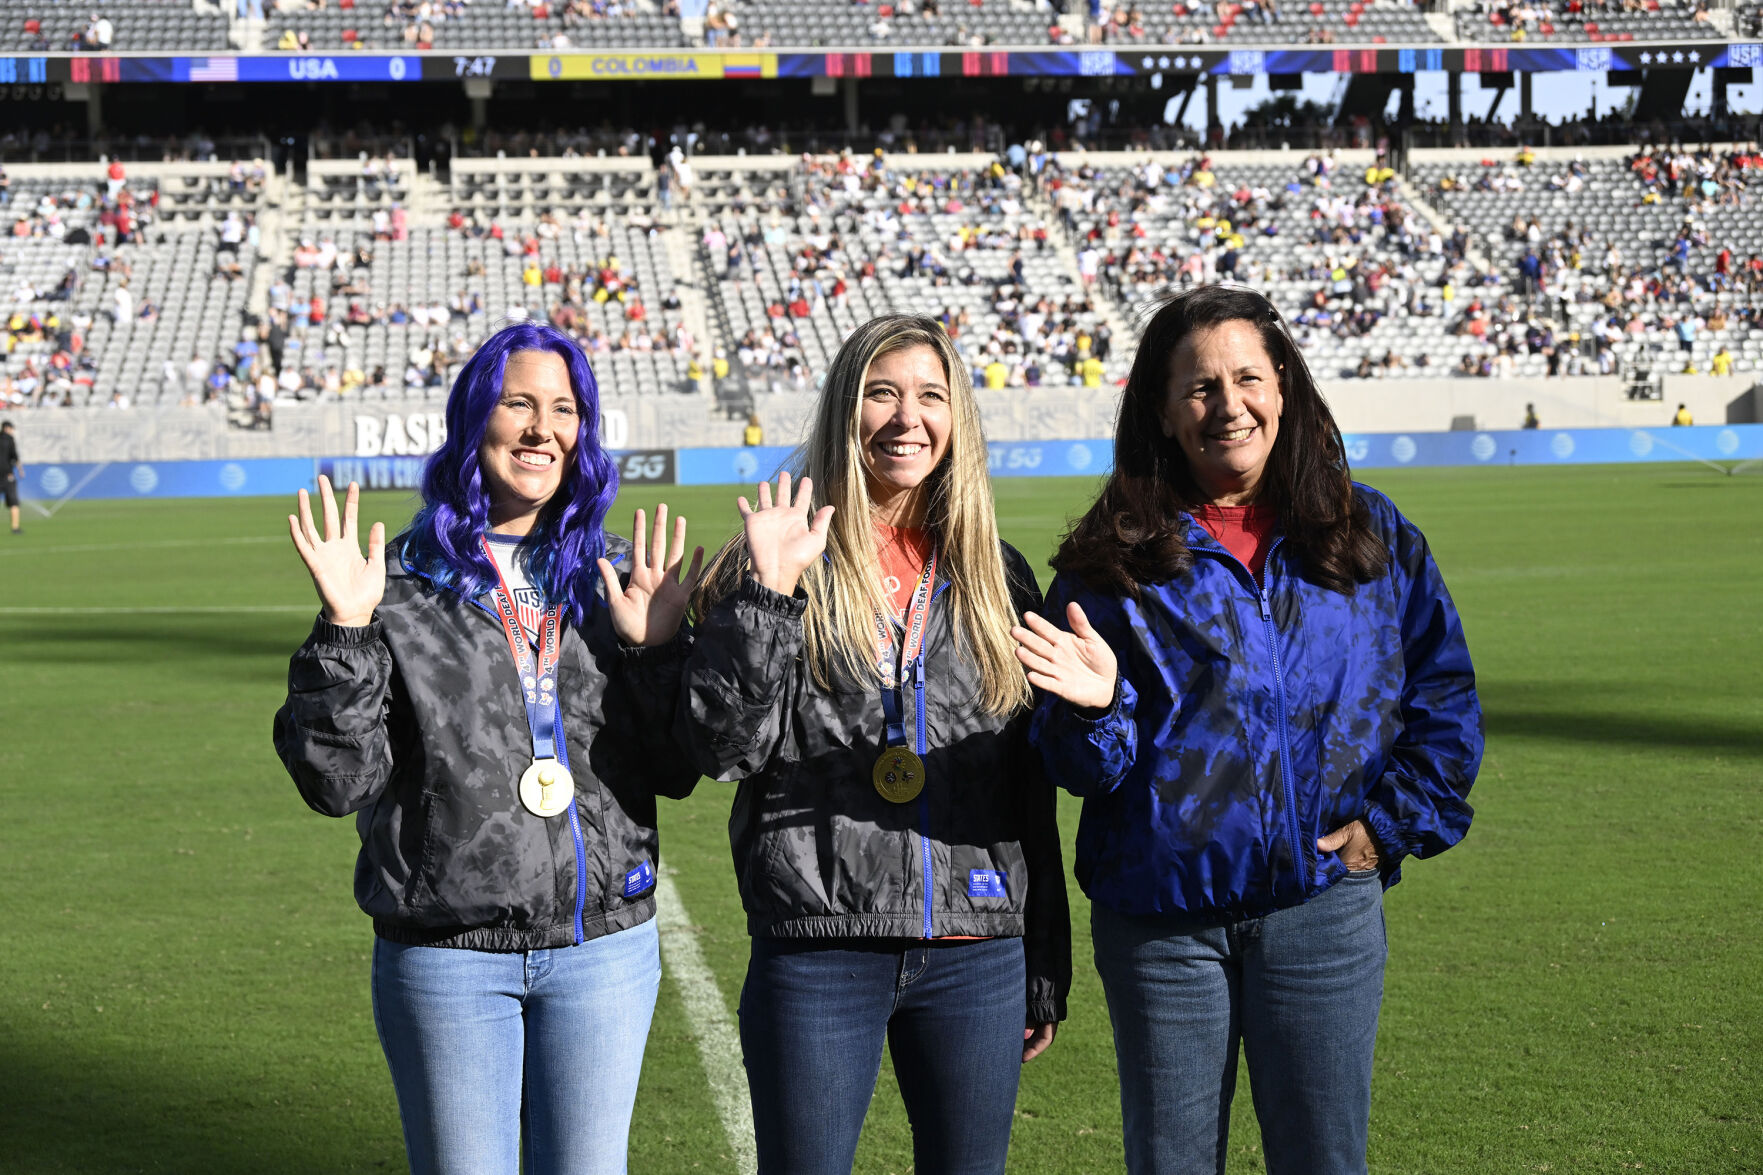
[
  {"xmin": 0, "ymin": 1030, "xmax": 398, "ymax": 1174},
  {"xmin": 0, "ymin": 619, "xmax": 305, "ymax": 669},
  {"xmin": 1485, "ymin": 706, "xmax": 1763, "ymax": 761}
]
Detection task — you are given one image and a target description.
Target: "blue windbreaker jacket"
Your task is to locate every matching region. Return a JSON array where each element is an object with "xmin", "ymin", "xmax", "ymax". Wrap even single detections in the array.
[{"xmin": 1030, "ymin": 484, "xmax": 1482, "ymax": 921}]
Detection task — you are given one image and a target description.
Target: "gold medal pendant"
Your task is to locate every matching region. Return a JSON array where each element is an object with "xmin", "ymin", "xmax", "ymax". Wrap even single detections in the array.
[
  {"xmin": 519, "ymin": 758, "xmax": 576, "ymax": 818},
  {"xmin": 873, "ymin": 747, "xmax": 925, "ymax": 804}
]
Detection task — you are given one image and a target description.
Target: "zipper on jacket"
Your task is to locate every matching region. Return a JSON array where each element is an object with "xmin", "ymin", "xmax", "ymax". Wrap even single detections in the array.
[
  {"xmin": 916, "ymin": 580, "xmax": 950, "ymax": 940},
  {"xmin": 1188, "ymin": 529, "xmax": 1308, "ymax": 891},
  {"xmin": 1255, "ymin": 569, "xmax": 1306, "ymax": 891},
  {"xmin": 467, "ymin": 592, "xmax": 589, "ymax": 944},
  {"xmin": 915, "ymin": 658, "xmax": 933, "ymax": 938},
  {"xmin": 557, "ymin": 704, "xmax": 587, "ymax": 944}
]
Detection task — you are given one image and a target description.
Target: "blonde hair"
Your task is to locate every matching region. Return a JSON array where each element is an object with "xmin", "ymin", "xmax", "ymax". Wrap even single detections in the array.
[{"xmin": 696, "ymin": 315, "xmax": 1030, "ymax": 716}]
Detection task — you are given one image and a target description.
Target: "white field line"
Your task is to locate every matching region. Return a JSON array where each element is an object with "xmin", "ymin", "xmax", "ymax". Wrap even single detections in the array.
[
  {"xmin": 39, "ymin": 461, "xmax": 112, "ymax": 518},
  {"xmin": 0, "ymin": 605, "xmax": 314, "ymax": 615},
  {"xmin": 0, "ymin": 535, "xmax": 283, "ymax": 557},
  {"xmin": 655, "ymin": 870, "xmax": 757, "ymax": 1175}
]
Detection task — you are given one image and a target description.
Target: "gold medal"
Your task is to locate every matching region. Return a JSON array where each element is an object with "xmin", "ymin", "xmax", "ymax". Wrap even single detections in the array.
[
  {"xmin": 873, "ymin": 747, "xmax": 925, "ymax": 804},
  {"xmin": 519, "ymin": 758, "xmax": 575, "ymax": 818}
]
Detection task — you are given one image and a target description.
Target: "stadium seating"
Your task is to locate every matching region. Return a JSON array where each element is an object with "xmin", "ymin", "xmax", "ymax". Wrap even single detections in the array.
[
  {"xmin": 10, "ymin": 144, "xmax": 1761, "ymax": 414},
  {"xmin": 1, "ymin": 0, "xmax": 232, "ymax": 51},
  {"xmin": 1096, "ymin": 0, "xmax": 1440, "ymax": 46},
  {"xmin": 706, "ymin": 0, "xmax": 1052, "ymax": 48},
  {"xmin": 1411, "ymin": 149, "xmax": 1763, "ymax": 375},
  {"xmin": 268, "ymin": 0, "xmax": 689, "ymax": 51},
  {"xmin": 694, "ymin": 158, "xmax": 1126, "ymax": 396},
  {"xmin": 2, "ymin": 167, "xmax": 260, "ymax": 409},
  {"xmin": 1452, "ymin": 0, "xmax": 1723, "ymax": 43},
  {"xmin": 1050, "ymin": 155, "xmax": 1495, "ymax": 378}
]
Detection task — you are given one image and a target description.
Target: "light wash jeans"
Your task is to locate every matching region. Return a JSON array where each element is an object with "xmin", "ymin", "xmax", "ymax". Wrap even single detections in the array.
[
  {"xmin": 1090, "ymin": 871, "xmax": 1388, "ymax": 1175},
  {"xmin": 371, "ymin": 918, "xmax": 661, "ymax": 1175}
]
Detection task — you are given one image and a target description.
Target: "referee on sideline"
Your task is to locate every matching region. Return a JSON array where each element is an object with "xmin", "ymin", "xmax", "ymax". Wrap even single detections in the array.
[{"xmin": 2, "ymin": 420, "xmax": 21, "ymax": 534}]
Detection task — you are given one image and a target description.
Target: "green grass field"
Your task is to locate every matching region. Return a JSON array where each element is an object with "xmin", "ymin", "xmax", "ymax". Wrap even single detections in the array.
[{"xmin": 1, "ymin": 465, "xmax": 1759, "ymax": 1174}]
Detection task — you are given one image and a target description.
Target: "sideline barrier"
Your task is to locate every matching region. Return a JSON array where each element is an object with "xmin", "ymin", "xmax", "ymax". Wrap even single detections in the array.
[
  {"xmin": 673, "ymin": 440, "xmax": 1114, "ymax": 486},
  {"xmin": 18, "ymin": 458, "xmax": 317, "ymax": 504},
  {"xmin": 1343, "ymin": 424, "xmax": 1763, "ymax": 468},
  {"xmin": 16, "ymin": 426, "xmax": 1763, "ymax": 503}
]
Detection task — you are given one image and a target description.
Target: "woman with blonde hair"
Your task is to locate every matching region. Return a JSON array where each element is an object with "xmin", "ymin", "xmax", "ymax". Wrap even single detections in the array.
[{"xmin": 678, "ymin": 314, "xmax": 1070, "ymax": 1175}]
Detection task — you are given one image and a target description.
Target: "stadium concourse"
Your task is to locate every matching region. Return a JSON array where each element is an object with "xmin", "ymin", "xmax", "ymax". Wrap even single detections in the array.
[{"xmin": 4, "ymin": 139, "xmax": 1763, "ymax": 418}]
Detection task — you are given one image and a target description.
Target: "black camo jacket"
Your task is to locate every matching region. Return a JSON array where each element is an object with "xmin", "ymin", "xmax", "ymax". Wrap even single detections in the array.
[
  {"xmin": 273, "ymin": 535, "xmax": 698, "ymax": 952},
  {"xmin": 677, "ymin": 542, "xmax": 1072, "ymax": 1024}
]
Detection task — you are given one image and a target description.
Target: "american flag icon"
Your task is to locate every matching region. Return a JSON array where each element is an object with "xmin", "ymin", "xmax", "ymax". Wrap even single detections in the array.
[{"xmin": 189, "ymin": 57, "xmax": 239, "ymax": 82}]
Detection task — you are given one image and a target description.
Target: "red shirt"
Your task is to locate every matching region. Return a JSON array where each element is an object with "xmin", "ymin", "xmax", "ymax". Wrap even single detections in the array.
[{"xmin": 1191, "ymin": 503, "xmax": 1278, "ymax": 584}]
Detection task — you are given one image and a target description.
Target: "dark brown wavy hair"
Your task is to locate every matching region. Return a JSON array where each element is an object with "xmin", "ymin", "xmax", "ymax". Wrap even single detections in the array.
[{"xmin": 1053, "ymin": 284, "xmax": 1387, "ymax": 597}]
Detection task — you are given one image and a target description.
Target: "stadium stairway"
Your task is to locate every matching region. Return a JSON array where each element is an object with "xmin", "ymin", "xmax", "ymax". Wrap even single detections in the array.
[
  {"xmin": 658, "ymin": 218, "xmax": 718, "ymax": 400},
  {"xmin": 247, "ymin": 168, "xmax": 294, "ymax": 323},
  {"xmin": 403, "ymin": 171, "xmax": 449, "ymax": 229},
  {"xmin": 1045, "ymin": 221, "xmax": 1138, "ymax": 361},
  {"xmin": 1424, "ymin": 8, "xmax": 1457, "ymax": 40},
  {"xmin": 230, "ymin": 15, "xmax": 265, "ymax": 51},
  {"xmin": 1393, "ymin": 172, "xmax": 1493, "ymax": 277}
]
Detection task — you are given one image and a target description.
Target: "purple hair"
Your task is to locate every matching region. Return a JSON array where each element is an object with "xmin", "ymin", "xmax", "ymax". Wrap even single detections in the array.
[{"xmin": 400, "ymin": 321, "xmax": 619, "ymax": 628}]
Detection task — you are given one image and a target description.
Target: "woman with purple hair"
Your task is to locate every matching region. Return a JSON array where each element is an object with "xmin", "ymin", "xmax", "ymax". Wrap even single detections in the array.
[{"xmin": 274, "ymin": 321, "xmax": 703, "ymax": 1175}]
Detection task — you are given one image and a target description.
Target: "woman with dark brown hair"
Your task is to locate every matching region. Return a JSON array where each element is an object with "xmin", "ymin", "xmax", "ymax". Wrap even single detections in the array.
[{"xmin": 1013, "ymin": 284, "xmax": 1483, "ymax": 1175}]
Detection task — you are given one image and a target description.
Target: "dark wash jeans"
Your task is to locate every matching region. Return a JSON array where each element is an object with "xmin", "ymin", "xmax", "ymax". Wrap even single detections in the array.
[
  {"xmin": 739, "ymin": 935, "xmax": 1028, "ymax": 1175},
  {"xmin": 1091, "ymin": 872, "xmax": 1389, "ymax": 1175}
]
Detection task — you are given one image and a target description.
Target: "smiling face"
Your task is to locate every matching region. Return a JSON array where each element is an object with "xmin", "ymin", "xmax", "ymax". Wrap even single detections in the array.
[
  {"xmin": 478, "ymin": 349, "xmax": 580, "ymax": 534},
  {"xmin": 1159, "ymin": 318, "xmax": 1284, "ymax": 505},
  {"xmin": 857, "ymin": 344, "xmax": 953, "ymax": 527}
]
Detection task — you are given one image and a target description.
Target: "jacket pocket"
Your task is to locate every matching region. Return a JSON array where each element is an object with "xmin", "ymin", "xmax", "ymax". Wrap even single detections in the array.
[{"xmin": 739, "ymin": 762, "xmax": 835, "ymax": 921}]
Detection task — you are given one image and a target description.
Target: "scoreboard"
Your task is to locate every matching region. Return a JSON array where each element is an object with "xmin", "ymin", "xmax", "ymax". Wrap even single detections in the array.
[{"xmin": 0, "ymin": 43, "xmax": 1749, "ymax": 86}]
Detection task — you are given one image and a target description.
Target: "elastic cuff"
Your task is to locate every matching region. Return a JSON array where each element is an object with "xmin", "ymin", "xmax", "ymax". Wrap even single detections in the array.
[
  {"xmin": 618, "ymin": 626, "xmax": 691, "ymax": 661},
  {"xmin": 1068, "ymin": 675, "xmax": 1126, "ymax": 724},
  {"xmin": 1027, "ymin": 998, "xmax": 1067, "ymax": 1025},
  {"xmin": 735, "ymin": 573, "xmax": 809, "ymax": 617},
  {"xmin": 1362, "ymin": 803, "xmax": 1409, "ymax": 864},
  {"xmin": 310, "ymin": 613, "xmax": 382, "ymax": 646}
]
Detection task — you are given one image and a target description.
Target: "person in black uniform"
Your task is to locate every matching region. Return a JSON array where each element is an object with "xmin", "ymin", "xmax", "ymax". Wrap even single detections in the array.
[{"xmin": 1, "ymin": 421, "xmax": 21, "ymax": 534}]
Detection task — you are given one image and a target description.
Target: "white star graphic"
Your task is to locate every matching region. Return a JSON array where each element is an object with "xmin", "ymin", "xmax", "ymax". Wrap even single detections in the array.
[
  {"xmin": 1639, "ymin": 51, "xmax": 1653, "ymax": 64},
  {"xmin": 1672, "ymin": 51, "xmax": 1685, "ymax": 63},
  {"xmin": 1687, "ymin": 50, "xmax": 1700, "ymax": 62}
]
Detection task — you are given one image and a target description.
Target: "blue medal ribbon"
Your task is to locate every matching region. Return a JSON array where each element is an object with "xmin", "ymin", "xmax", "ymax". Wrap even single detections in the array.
[
  {"xmin": 480, "ymin": 535, "xmax": 565, "ymax": 764},
  {"xmin": 872, "ymin": 547, "xmax": 938, "ymax": 756}
]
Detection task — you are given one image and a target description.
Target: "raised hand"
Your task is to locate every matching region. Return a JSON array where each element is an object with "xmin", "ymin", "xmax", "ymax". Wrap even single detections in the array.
[
  {"xmin": 737, "ymin": 471, "xmax": 834, "ymax": 597},
  {"xmin": 1011, "ymin": 602, "xmax": 1118, "ymax": 711},
  {"xmin": 597, "ymin": 504, "xmax": 705, "ymax": 647},
  {"xmin": 289, "ymin": 475, "xmax": 386, "ymax": 627}
]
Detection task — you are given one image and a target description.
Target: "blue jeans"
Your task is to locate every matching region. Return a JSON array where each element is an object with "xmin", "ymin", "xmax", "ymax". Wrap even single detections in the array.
[
  {"xmin": 371, "ymin": 919, "xmax": 661, "ymax": 1175},
  {"xmin": 1091, "ymin": 873, "xmax": 1388, "ymax": 1175},
  {"xmin": 739, "ymin": 936, "xmax": 1027, "ymax": 1175}
]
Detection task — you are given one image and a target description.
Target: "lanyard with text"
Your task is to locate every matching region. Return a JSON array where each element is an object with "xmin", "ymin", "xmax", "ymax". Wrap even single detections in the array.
[
  {"xmin": 870, "ymin": 546, "xmax": 937, "ymax": 805},
  {"xmin": 480, "ymin": 535, "xmax": 575, "ymax": 819}
]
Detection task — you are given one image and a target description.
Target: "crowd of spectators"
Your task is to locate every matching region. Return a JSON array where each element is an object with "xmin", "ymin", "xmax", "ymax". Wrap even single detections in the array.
[
  {"xmin": 707, "ymin": 150, "xmax": 1122, "ymax": 390},
  {"xmin": 1424, "ymin": 143, "xmax": 1763, "ymax": 377},
  {"xmin": 1460, "ymin": 0, "xmax": 1715, "ymax": 41}
]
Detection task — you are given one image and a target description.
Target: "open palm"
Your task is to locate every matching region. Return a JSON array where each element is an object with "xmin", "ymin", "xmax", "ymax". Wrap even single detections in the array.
[
  {"xmin": 739, "ymin": 471, "xmax": 835, "ymax": 597},
  {"xmin": 1011, "ymin": 603, "xmax": 1118, "ymax": 711},
  {"xmin": 288, "ymin": 475, "xmax": 386, "ymax": 628},
  {"xmin": 597, "ymin": 504, "xmax": 704, "ymax": 647}
]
